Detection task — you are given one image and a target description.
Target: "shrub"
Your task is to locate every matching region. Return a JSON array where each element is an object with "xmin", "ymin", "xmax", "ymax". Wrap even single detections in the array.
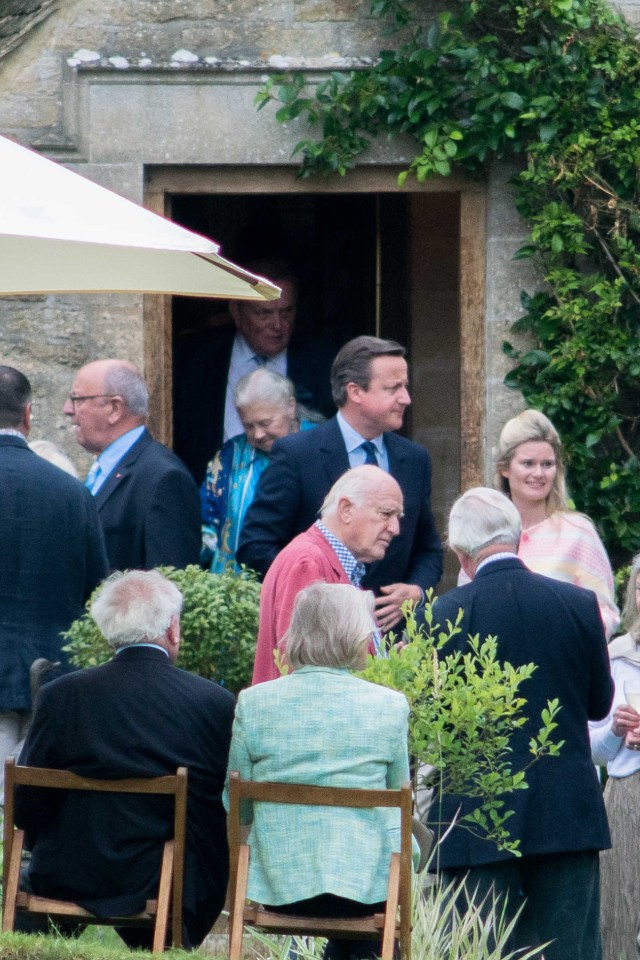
[
  {"xmin": 360, "ymin": 600, "xmax": 563, "ymax": 854},
  {"xmin": 63, "ymin": 565, "xmax": 260, "ymax": 694}
]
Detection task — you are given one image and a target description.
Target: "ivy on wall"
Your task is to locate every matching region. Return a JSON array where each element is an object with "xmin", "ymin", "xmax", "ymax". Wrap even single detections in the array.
[{"xmin": 256, "ymin": 0, "xmax": 640, "ymax": 567}]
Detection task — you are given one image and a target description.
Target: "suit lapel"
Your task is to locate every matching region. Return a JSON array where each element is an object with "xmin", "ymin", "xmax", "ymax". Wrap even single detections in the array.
[
  {"xmin": 318, "ymin": 417, "xmax": 351, "ymax": 486},
  {"xmin": 94, "ymin": 430, "xmax": 150, "ymax": 510}
]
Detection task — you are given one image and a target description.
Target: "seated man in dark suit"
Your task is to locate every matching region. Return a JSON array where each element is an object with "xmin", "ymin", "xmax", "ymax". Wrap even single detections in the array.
[
  {"xmin": 16, "ymin": 569, "xmax": 235, "ymax": 950},
  {"xmin": 430, "ymin": 487, "xmax": 613, "ymax": 960},
  {"xmin": 64, "ymin": 359, "xmax": 201, "ymax": 572},
  {"xmin": 238, "ymin": 335, "xmax": 443, "ymax": 632},
  {"xmin": 173, "ymin": 260, "xmax": 336, "ymax": 483}
]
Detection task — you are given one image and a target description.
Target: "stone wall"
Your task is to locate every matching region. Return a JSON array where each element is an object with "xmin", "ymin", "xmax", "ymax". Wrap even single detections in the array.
[{"xmin": 0, "ymin": 0, "xmax": 636, "ymax": 477}]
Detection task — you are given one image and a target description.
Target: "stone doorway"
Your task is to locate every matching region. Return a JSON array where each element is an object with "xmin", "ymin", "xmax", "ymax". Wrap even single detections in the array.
[{"xmin": 144, "ymin": 167, "xmax": 485, "ymax": 585}]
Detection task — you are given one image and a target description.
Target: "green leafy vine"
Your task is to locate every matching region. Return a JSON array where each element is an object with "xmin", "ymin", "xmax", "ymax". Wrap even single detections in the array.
[{"xmin": 256, "ymin": 0, "xmax": 640, "ymax": 566}]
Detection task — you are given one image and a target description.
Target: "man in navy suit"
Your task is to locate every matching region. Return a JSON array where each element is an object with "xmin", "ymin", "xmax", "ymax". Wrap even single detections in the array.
[
  {"xmin": 0, "ymin": 365, "xmax": 108, "ymax": 795},
  {"xmin": 431, "ymin": 487, "xmax": 613, "ymax": 960},
  {"xmin": 237, "ymin": 336, "xmax": 443, "ymax": 632},
  {"xmin": 173, "ymin": 260, "xmax": 336, "ymax": 483},
  {"xmin": 16, "ymin": 569, "xmax": 235, "ymax": 949},
  {"xmin": 64, "ymin": 359, "xmax": 200, "ymax": 573}
]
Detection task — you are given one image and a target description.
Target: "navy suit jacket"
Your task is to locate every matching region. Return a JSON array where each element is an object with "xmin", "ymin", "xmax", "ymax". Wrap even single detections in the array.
[
  {"xmin": 16, "ymin": 646, "xmax": 236, "ymax": 948},
  {"xmin": 0, "ymin": 435, "xmax": 108, "ymax": 712},
  {"xmin": 429, "ymin": 557, "xmax": 613, "ymax": 868},
  {"xmin": 173, "ymin": 324, "xmax": 336, "ymax": 483},
  {"xmin": 237, "ymin": 415, "xmax": 443, "ymax": 593},
  {"xmin": 94, "ymin": 429, "xmax": 200, "ymax": 573}
]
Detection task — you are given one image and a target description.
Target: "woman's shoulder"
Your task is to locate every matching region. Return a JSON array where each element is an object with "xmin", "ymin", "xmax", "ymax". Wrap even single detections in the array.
[{"xmin": 548, "ymin": 510, "xmax": 601, "ymax": 539}]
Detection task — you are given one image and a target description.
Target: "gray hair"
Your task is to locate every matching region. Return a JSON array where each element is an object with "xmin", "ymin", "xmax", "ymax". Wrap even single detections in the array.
[
  {"xmin": 234, "ymin": 368, "xmax": 295, "ymax": 412},
  {"xmin": 320, "ymin": 465, "xmax": 383, "ymax": 519},
  {"xmin": 91, "ymin": 570, "xmax": 183, "ymax": 650},
  {"xmin": 495, "ymin": 408, "xmax": 569, "ymax": 513},
  {"xmin": 284, "ymin": 582, "xmax": 375, "ymax": 670},
  {"xmin": 448, "ymin": 487, "xmax": 522, "ymax": 559},
  {"xmin": 103, "ymin": 364, "xmax": 149, "ymax": 417},
  {"xmin": 331, "ymin": 336, "xmax": 406, "ymax": 407},
  {"xmin": 622, "ymin": 552, "xmax": 640, "ymax": 639}
]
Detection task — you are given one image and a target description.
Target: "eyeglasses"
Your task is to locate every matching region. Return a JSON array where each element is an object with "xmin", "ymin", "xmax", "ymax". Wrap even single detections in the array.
[{"xmin": 67, "ymin": 394, "xmax": 116, "ymax": 410}]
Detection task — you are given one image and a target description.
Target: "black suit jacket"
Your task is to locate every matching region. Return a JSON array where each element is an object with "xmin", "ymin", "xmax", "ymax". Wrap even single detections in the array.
[
  {"xmin": 0, "ymin": 435, "xmax": 108, "ymax": 712},
  {"xmin": 95, "ymin": 429, "xmax": 200, "ymax": 573},
  {"xmin": 16, "ymin": 646, "xmax": 235, "ymax": 948},
  {"xmin": 429, "ymin": 558, "xmax": 613, "ymax": 868},
  {"xmin": 236, "ymin": 415, "xmax": 443, "ymax": 592},
  {"xmin": 173, "ymin": 324, "xmax": 336, "ymax": 483}
]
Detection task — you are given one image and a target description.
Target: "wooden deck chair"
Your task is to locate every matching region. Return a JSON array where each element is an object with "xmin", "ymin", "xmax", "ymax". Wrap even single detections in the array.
[
  {"xmin": 2, "ymin": 757, "xmax": 188, "ymax": 953},
  {"xmin": 227, "ymin": 773, "xmax": 413, "ymax": 960}
]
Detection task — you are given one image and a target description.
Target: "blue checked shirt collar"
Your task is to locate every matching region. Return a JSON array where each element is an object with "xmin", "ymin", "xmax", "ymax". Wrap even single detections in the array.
[{"xmin": 316, "ymin": 521, "xmax": 366, "ymax": 587}]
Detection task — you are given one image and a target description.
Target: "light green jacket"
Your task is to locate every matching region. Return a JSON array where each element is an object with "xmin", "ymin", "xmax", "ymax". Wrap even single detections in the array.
[{"xmin": 224, "ymin": 666, "xmax": 411, "ymax": 906}]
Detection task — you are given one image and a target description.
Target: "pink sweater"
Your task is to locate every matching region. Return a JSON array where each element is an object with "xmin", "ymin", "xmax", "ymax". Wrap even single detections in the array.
[{"xmin": 251, "ymin": 525, "xmax": 350, "ymax": 685}]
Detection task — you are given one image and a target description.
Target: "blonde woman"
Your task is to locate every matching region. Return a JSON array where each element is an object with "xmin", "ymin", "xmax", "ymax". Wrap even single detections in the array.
[{"xmin": 491, "ymin": 409, "xmax": 618, "ymax": 637}]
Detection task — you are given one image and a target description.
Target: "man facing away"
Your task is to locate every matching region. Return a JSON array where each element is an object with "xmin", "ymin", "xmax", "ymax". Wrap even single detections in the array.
[
  {"xmin": 64, "ymin": 359, "xmax": 200, "ymax": 573},
  {"xmin": 16, "ymin": 569, "xmax": 235, "ymax": 950},
  {"xmin": 0, "ymin": 365, "xmax": 108, "ymax": 795},
  {"xmin": 430, "ymin": 487, "xmax": 613, "ymax": 960},
  {"xmin": 238, "ymin": 335, "xmax": 443, "ymax": 633},
  {"xmin": 252, "ymin": 465, "xmax": 403, "ymax": 684}
]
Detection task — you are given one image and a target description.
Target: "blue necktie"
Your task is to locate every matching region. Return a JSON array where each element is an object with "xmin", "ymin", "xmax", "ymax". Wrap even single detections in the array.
[
  {"xmin": 84, "ymin": 460, "xmax": 101, "ymax": 493},
  {"xmin": 360, "ymin": 441, "xmax": 378, "ymax": 466}
]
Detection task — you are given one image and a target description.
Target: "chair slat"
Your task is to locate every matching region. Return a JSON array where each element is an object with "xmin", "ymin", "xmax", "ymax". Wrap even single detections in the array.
[
  {"xmin": 1, "ymin": 758, "xmax": 188, "ymax": 953},
  {"xmin": 227, "ymin": 773, "xmax": 413, "ymax": 960}
]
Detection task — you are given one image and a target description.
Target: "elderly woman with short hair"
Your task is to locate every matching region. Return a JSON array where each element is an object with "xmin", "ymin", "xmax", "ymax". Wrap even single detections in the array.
[
  {"xmin": 225, "ymin": 581, "xmax": 412, "ymax": 960},
  {"xmin": 200, "ymin": 368, "xmax": 321, "ymax": 574}
]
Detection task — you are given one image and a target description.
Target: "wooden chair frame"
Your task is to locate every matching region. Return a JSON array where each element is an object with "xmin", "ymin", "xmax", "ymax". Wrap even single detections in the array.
[
  {"xmin": 2, "ymin": 758, "xmax": 188, "ymax": 952},
  {"xmin": 227, "ymin": 773, "xmax": 413, "ymax": 960}
]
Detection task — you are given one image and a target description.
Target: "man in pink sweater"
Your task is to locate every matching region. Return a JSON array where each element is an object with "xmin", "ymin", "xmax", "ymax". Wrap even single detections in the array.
[{"xmin": 252, "ymin": 465, "xmax": 403, "ymax": 684}]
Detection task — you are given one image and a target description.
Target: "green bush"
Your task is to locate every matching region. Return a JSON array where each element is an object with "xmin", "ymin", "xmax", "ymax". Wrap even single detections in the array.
[
  {"xmin": 360, "ymin": 600, "xmax": 563, "ymax": 855},
  {"xmin": 63, "ymin": 565, "xmax": 261, "ymax": 694}
]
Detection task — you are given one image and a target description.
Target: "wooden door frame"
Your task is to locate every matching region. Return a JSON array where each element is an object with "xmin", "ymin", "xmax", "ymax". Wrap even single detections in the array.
[{"xmin": 144, "ymin": 165, "xmax": 485, "ymax": 491}]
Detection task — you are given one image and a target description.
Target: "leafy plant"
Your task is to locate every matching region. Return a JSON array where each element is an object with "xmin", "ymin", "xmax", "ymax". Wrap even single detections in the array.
[
  {"xmin": 360, "ymin": 600, "xmax": 563, "ymax": 855},
  {"xmin": 247, "ymin": 874, "xmax": 544, "ymax": 960},
  {"xmin": 256, "ymin": 0, "xmax": 640, "ymax": 568},
  {"xmin": 63, "ymin": 565, "xmax": 260, "ymax": 694}
]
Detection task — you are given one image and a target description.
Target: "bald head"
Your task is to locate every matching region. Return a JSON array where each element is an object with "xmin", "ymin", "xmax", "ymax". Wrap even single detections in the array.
[
  {"xmin": 320, "ymin": 465, "xmax": 403, "ymax": 565},
  {"xmin": 63, "ymin": 359, "xmax": 148, "ymax": 454}
]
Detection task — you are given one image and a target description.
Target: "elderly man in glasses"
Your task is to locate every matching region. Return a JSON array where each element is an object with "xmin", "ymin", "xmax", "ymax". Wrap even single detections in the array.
[{"xmin": 64, "ymin": 359, "xmax": 200, "ymax": 573}]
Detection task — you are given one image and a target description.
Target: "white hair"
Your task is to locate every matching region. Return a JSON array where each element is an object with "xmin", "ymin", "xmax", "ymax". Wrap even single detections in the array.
[
  {"xmin": 91, "ymin": 570, "xmax": 183, "ymax": 650},
  {"xmin": 29, "ymin": 439, "xmax": 78, "ymax": 478},
  {"xmin": 234, "ymin": 368, "xmax": 295, "ymax": 411},
  {"xmin": 448, "ymin": 487, "xmax": 522, "ymax": 558},
  {"xmin": 285, "ymin": 582, "xmax": 375, "ymax": 671},
  {"xmin": 320, "ymin": 465, "xmax": 386, "ymax": 519}
]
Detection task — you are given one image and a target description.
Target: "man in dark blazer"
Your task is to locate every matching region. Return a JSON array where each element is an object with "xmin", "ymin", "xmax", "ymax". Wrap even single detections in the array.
[
  {"xmin": 173, "ymin": 261, "xmax": 336, "ymax": 483},
  {"xmin": 0, "ymin": 365, "xmax": 108, "ymax": 795},
  {"xmin": 430, "ymin": 487, "xmax": 613, "ymax": 960},
  {"xmin": 64, "ymin": 359, "xmax": 200, "ymax": 572},
  {"xmin": 237, "ymin": 336, "xmax": 443, "ymax": 632},
  {"xmin": 16, "ymin": 569, "xmax": 235, "ymax": 949}
]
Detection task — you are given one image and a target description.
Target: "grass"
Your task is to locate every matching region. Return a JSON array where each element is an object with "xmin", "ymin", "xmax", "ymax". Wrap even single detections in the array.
[{"xmin": 0, "ymin": 876, "xmax": 547, "ymax": 960}]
